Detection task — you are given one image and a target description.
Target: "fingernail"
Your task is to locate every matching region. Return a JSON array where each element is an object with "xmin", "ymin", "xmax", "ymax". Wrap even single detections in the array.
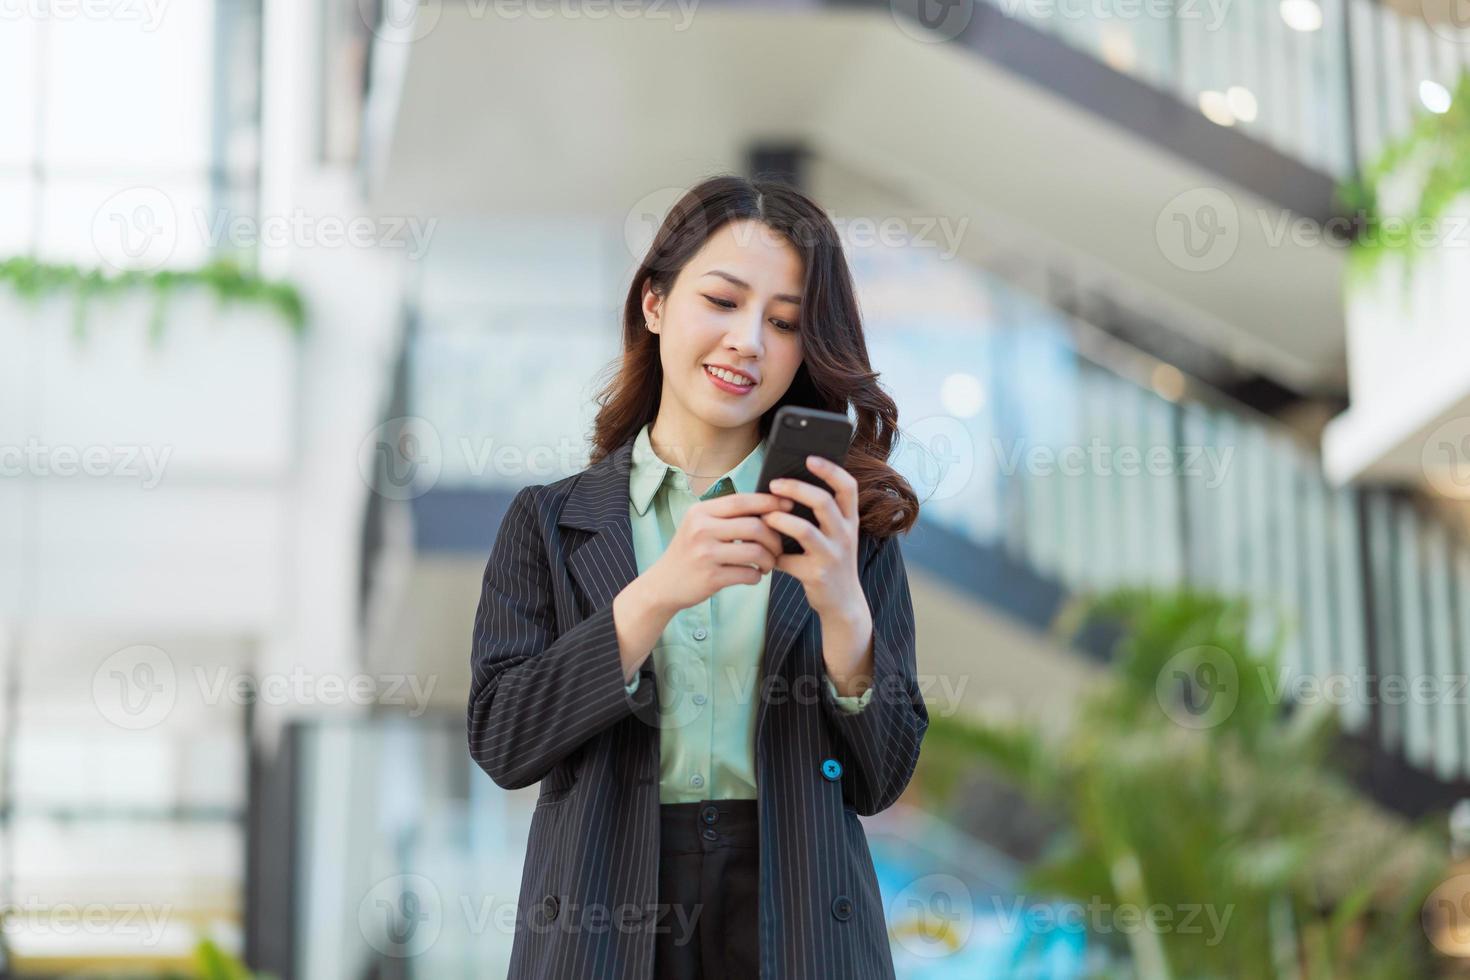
[{"xmin": 806, "ymin": 455, "xmax": 823, "ymax": 467}]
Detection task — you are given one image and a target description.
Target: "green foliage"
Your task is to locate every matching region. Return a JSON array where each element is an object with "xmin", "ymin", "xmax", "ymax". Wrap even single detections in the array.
[
  {"xmin": 0, "ymin": 255, "xmax": 307, "ymax": 342},
  {"xmin": 919, "ymin": 588, "xmax": 1448, "ymax": 979},
  {"xmin": 60, "ymin": 938, "xmax": 275, "ymax": 980},
  {"xmin": 1337, "ymin": 70, "xmax": 1470, "ymax": 288}
]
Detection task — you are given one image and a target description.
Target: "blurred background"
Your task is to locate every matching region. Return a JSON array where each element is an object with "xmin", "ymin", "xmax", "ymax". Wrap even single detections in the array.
[{"xmin": 5, "ymin": 0, "xmax": 1470, "ymax": 976}]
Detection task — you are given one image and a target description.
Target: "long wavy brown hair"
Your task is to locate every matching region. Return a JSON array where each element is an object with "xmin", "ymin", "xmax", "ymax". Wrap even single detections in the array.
[{"xmin": 590, "ymin": 174, "xmax": 919, "ymax": 539}]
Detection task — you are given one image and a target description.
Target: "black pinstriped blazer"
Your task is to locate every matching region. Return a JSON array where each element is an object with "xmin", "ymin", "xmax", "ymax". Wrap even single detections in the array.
[{"xmin": 468, "ymin": 433, "xmax": 927, "ymax": 979}]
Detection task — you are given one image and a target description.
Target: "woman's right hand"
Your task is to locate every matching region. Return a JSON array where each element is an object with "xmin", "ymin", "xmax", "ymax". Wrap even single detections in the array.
[{"xmin": 643, "ymin": 492, "xmax": 793, "ymax": 614}]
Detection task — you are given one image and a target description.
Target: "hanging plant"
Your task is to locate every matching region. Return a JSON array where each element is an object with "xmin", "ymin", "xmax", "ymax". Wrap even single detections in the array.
[
  {"xmin": 0, "ymin": 255, "xmax": 307, "ymax": 342},
  {"xmin": 1336, "ymin": 70, "xmax": 1470, "ymax": 290}
]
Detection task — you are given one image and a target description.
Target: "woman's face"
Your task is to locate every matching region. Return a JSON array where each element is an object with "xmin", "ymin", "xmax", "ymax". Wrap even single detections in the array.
[{"xmin": 643, "ymin": 219, "xmax": 805, "ymax": 433}]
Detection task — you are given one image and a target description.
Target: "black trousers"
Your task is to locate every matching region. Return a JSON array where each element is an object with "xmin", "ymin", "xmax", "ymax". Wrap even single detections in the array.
[{"xmin": 653, "ymin": 799, "xmax": 759, "ymax": 980}]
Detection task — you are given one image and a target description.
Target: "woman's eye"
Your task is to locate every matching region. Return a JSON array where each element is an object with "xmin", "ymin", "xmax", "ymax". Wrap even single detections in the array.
[
  {"xmin": 771, "ymin": 319, "xmax": 797, "ymax": 333},
  {"xmin": 704, "ymin": 295, "xmax": 736, "ymax": 309}
]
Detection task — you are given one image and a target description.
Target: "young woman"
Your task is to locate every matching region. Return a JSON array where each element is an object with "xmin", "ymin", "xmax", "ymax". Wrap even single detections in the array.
[{"xmin": 469, "ymin": 175, "xmax": 926, "ymax": 980}]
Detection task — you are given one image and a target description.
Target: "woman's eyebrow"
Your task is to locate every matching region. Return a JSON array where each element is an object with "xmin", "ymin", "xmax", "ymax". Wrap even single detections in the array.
[{"xmin": 702, "ymin": 269, "xmax": 802, "ymax": 306}]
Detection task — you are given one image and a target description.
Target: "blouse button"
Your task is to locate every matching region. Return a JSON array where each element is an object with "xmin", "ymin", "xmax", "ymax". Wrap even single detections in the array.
[{"xmin": 692, "ymin": 628, "xmax": 708, "ymax": 641}]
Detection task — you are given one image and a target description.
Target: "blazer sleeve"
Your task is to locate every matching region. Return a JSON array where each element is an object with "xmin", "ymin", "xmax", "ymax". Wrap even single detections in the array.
[
  {"xmin": 819, "ymin": 531, "xmax": 928, "ymax": 815},
  {"xmin": 467, "ymin": 485, "xmax": 648, "ymax": 790}
]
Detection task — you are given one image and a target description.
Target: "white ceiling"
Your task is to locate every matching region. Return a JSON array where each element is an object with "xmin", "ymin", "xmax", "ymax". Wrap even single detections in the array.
[{"xmin": 366, "ymin": 7, "xmax": 1349, "ymax": 391}]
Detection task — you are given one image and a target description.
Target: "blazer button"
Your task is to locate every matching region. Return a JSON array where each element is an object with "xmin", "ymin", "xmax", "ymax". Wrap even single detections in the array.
[
  {"xmin": 832, "ymin": 895, "xmax": 853, "ymax": 921},
  {"xmin": 542, "ymin": 894, "xmax": 560, "ymax": 922},
  {"xmin": 821, "ymin": 758, "xmax": 843, "ymax": 781}
]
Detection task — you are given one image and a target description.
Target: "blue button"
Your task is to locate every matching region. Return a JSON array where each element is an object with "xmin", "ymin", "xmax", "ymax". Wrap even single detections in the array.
[
  {"xmin": 692, "ymin": 693, "xmax": 707, "ymax": 706},
  {"xmin": 821, "ymin": 758, "xmax": 843, "ymax": 781},
  {"xmin": 690, "ymin": 773, "xmax": 705, "ymax": 788},
  {"xmin": 692, "ymin": 628, "xmax": 708, "ymax": 641}
]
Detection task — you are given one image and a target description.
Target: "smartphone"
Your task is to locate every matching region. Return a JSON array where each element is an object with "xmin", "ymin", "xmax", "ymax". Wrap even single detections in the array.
[{"xmin": 756, "ymin": 406, "xmax": 856, "ymax": 554}]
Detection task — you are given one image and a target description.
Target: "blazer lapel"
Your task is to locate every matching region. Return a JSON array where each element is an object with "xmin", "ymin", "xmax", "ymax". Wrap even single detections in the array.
[
  {"xmin": 557, "ymin": 438, "xmax": 641, "ymax": 618},
  {"xmin": 556, "ymin": 431, "xmax": 815, "ymax": 726}
]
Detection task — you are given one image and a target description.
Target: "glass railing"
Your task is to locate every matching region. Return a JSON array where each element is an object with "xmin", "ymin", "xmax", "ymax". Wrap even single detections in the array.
[{"xmin": 968, "ymin": 0, "xmax": 1470, "ymax": 179}]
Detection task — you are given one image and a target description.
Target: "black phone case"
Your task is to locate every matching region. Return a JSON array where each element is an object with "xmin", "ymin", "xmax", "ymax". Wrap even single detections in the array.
[{"xmin": 755, "ymin": 407, "xmax": 855, "ymax": 554}]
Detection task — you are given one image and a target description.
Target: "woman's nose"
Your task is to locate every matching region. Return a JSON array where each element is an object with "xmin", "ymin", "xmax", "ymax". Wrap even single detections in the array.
[{"xmin": 725, "ymin": 314, "xmax": 764, "ymax": 357}]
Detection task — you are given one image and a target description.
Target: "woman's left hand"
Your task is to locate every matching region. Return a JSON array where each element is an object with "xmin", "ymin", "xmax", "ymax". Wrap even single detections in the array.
[{"xmin": 761, "ymin": 456, "xmax": 874, "ymax": 694}]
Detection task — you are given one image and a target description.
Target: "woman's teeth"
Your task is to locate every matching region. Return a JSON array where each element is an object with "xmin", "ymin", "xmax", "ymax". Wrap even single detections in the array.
[{"xmin": 705, "ymin": 365, "xmax": 753, "ymax": 386}]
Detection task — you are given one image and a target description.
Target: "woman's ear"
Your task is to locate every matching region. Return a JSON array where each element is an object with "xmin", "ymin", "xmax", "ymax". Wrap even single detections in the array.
[{"xmin": 641, "ymin": 281, "xmax": 664, "ymax": 333}]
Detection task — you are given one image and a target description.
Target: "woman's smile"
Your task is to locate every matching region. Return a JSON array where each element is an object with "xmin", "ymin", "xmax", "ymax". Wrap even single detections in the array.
[{"xmin": 703, "ymin": 363, "xmax": 758, "ymax": 395}]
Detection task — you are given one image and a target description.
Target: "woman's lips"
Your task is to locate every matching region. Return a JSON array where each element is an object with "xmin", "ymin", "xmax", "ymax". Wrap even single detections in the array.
[{"xmin": 704, "ymin": 364, "xmax": 756, "ymax": 395}]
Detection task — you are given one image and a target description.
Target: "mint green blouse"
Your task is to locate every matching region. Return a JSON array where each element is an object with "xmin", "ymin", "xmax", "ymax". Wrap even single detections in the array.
[{"xmin": 623, "ymin": 422, "xmax": 871, "ymax": 803}]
